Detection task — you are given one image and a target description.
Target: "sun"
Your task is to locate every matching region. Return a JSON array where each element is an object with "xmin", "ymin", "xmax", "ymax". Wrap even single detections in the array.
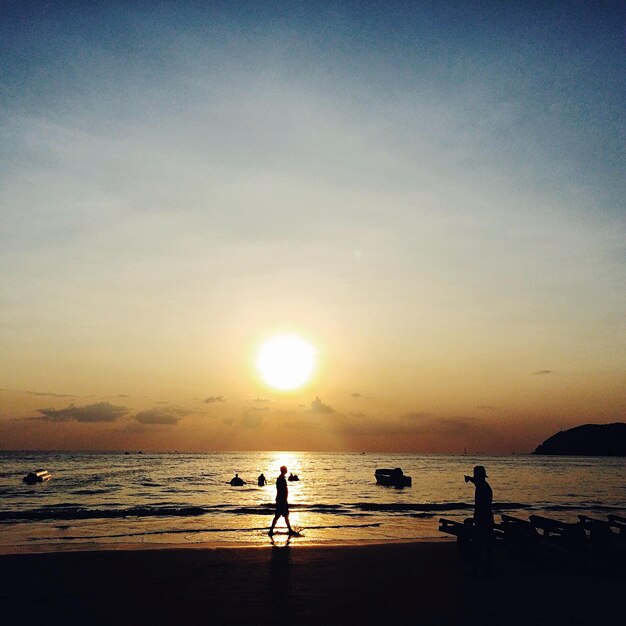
[{"xmin": 256, "ymin": 334, "xmax": 317, "ymax": 391}]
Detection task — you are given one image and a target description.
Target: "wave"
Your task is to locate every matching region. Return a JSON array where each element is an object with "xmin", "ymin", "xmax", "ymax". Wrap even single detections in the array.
[
  {"xmin": 543, "ymin": 503, "xmax": 626, "ymax": 513},
  {"xmin": 0, "ymin": 501, "xmax": 529, "ymax": 522},
  {"xmin": 0, "ymin": 506, "xmax": 208, "ymax": 522},
  {"xmin": 27, "ymin": 521, "xmax": 383, "ymax": 542},
  {"xmin": 348, "ymin": 502, "xmax": 527, "ymax": 513}
]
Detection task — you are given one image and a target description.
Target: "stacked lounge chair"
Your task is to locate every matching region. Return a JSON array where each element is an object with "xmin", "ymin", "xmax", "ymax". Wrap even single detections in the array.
[{"xmin": 439, "ymin": 512, "xmax": 625, "ymax": 574}]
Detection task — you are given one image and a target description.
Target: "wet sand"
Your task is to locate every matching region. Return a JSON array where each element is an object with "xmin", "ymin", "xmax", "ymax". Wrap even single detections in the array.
[{"xmin": 1, "ymin": 541, "xmax": 623, "ymax": 625}]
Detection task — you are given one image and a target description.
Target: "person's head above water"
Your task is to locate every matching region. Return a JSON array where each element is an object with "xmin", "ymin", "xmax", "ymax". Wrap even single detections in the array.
[
  {"xmin": 473, "ymin": 465, "xmax": 488, "ymax": 480},
  {"xmin": 280, "ymin": 465, "xmax": 287, "ymax": 475}
]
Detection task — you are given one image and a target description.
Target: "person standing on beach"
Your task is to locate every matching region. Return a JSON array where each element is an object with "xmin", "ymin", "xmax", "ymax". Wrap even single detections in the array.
[
  {"xmin": 464, "ymin": 465, "xmax": 494, "ymax": 577},
  {"xmin": 269, "ymin": 465, "xmax": 294, "ymax": 536}
]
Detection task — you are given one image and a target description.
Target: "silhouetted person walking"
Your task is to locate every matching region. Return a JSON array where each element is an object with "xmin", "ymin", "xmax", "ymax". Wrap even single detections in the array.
[
  {"xmin": 464, "ymin": 465, "xmax": 494, "ymax": 577},
  {"xmin": 269, "ymin": 465, "xmax": 294, "ymax": 536}
]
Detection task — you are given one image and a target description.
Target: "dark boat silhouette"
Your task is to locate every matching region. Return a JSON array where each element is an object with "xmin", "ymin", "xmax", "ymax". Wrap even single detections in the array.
[
  {"xmin": 23, "ymin": 469, "xmax": 52, "ymax": 484},
  {"xmin": 375, "ymin": 468, "xmax": 411, "ymax": 487}
]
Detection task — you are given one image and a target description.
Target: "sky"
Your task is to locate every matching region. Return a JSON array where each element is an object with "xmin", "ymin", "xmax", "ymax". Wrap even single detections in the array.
[{"xmin": 1, "ymin": 1, "xmax": 624, "ymax": 453}]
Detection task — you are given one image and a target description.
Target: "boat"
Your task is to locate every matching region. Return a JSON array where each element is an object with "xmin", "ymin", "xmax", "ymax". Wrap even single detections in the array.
[
  {"xmin": 375, "ymin": 468, "xmax": 411, "ymax": 487},
  {"xmin": 23, "ymin": 469, "xmax": 52, "ymax": 484}
]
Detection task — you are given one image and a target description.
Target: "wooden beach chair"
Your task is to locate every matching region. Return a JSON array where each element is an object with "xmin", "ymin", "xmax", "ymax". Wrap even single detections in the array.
[
  {"xmin": 498, "ymin": 514, "xmax": 540, "ymax": 546},
  {"xmin": 605, "ymin": 515, "xmax": 626, "ymax": 564},
  {"xmin": 607, "ymin": 515, "xmax": 626, "ymax": 540},
  {"xmin": 528, "ymin": 514, "xmax": 590, "ymax": 565},
  {"xmin": 577, "ymin": 515, "xmax": 621, "ymax": 569},
  {"xmin": 495, "ymin": 514, "xmax": 564, "ymax": 565},
  {"xmin": 439, "ymin": 518, "xmax": 474, "ymax": 560},
  {"xmin": 439, "ymin": 517, "xmax": 500, "ymax": 561}
]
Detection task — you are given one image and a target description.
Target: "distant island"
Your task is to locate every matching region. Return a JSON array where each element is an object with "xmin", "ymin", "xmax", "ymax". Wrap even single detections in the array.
[{"xmin": 533, "ymin": 422, "xmax": 626, "ymax": 456}]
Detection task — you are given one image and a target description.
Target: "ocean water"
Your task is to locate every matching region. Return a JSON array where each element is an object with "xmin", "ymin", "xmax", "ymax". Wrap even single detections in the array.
[{"xmin": 0, "ymin": 451, "xmax": 625, "ymax": 550}]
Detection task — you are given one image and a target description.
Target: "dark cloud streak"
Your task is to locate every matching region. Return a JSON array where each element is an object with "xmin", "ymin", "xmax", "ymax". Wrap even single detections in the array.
[
  {"xmin": 310, "ymin": 396, "xmax": 335, "ymax": 414},
  {"xmin": 134, "ymin": 407, "xmax": 185, "ymax": 425},
  {"xmin": 25, "ymin": 390, "xmax": 76, "ymax": 398},
  {"xmin": 34, "ymin": 402, "xmax": 128, "ymax": 423}
]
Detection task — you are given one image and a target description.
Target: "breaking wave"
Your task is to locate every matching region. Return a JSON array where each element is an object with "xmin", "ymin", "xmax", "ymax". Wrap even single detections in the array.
[{"xmin": 0, "ymin": 501, "xmax": 529, "ymax": 522}]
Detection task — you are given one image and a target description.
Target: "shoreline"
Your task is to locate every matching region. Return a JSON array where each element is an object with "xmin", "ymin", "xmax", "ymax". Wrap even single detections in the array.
[
  {"xmin": 0, "ymin": 535, "xmax": 453, "ymax": 556},
  {"xmin": 2, "ymin": 540, "xmax": 624, "ymax": 625}
]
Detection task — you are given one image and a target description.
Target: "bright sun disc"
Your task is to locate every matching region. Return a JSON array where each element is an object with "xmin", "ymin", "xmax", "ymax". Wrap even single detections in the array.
[{"xmin": 256, "ymin": 335, "xmax": 317, "ymax": 391}]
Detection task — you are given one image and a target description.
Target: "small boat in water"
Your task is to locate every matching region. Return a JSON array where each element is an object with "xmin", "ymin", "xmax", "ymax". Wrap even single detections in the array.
[
  {"xmin": 375, "ymin": 468, "xmax": 411, "ymax": 487},
  {"xmin": 23, "ymin": 469, "xmax": 52, "ymax": 484}
]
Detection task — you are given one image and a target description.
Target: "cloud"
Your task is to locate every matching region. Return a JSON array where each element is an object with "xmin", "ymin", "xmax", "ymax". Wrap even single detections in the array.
[
  {"xmin": 310, "ymin": 396, "xmax": 335, "ymax": 414},
  {"xmin": 241, "ymin": 414, "xmax": 263, "ymax": 429},
  {"xmin": 133, "ymin": 407, "xmax": 187, "ymax": 425},
  {"xmin": 431, "ymin": 417, "xmax": 481, "ymax": 435},
  {"xmin": 24, "ymin": 390, "xmax": 76, "ymax": 398},
  {"xmin": 284, "ymin": 418, "xmax": 322, "ymax": 431},
  {"xmin": 533, "ymin": 370, "xmax": 553, "ymax": 375},
  {"xmin": 402, "ymin": 414, "xmax": 481, "ymax": 435},
  {"xmin": 333, "ymin": 413, "xmax": 483, "ymax": 438},
  {"xmin": 204, "ymin": 395, "xmax": 225, "ymax": 403},
  {"xmin": 477, "ymin": 405, "xmax": 496, "ymax": 410},
  {"xmin": 35, "ymin": 402, "xmax": 128, "ymax": 423},
  {"xmin": 402, "ymin": 412, "xmax": 432, "ymax": 420},
  {"xmin": 252, "ymin": 397, "xmax": 271, "ymax": 403},
  {"xmin": 350, "ymin": 392, "xmax": 372, "ymax": 400},
  {"xmin": 220, "ymin": 414, "xmax": 263, "ymax": 428},
  {"xmin": 409, "ymin": 415, "xmax": 482, "ymax": 436},
  {"xmin": 253, "ymin": 406, "xmax": 269, "ymax": 412}
]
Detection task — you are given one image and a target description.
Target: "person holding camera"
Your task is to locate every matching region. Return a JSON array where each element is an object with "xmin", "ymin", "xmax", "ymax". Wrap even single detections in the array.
[{"xmin": 464, "ymin": 465, "xmax": 494, "ymax": 577}]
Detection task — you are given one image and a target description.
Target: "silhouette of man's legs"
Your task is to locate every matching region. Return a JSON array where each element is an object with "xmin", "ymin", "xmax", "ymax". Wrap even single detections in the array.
[
  {"xmin": 469, "ymin": 527, "xmax": 492, "ymax": 577},
  {"xmin": 269, "ymin": 511, "xmax": 294, "ymax": 535},
  {"xmin": 269, "ymin": 513, "xmax": 280, "ymax": 535}
]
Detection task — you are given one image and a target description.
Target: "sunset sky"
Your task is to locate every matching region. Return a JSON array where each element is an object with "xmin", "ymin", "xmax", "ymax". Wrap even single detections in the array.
[{"xmin": 1, "ymin": 1, "xmax": 624, "ymax": 453}]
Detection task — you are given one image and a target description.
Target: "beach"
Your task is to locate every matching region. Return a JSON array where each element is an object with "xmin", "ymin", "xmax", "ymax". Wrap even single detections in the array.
[
  {"xmin": 2, "ymin": 453, "xmax": 625, "ymax": 624},
  {"xmin": 2, "ymin": 540, "xmax": 624, "ymax": 626}
]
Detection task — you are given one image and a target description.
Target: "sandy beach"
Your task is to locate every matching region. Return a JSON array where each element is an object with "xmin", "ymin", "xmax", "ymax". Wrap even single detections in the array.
[{"xmin": 1, "ymin": 540, "xmax": 623, "ymax": 626}]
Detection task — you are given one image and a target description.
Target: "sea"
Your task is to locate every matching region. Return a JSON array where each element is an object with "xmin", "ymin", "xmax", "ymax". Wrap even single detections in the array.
[{"xmin": 1, "ymin": 451, "xmax": 625, "ymax": 551}]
